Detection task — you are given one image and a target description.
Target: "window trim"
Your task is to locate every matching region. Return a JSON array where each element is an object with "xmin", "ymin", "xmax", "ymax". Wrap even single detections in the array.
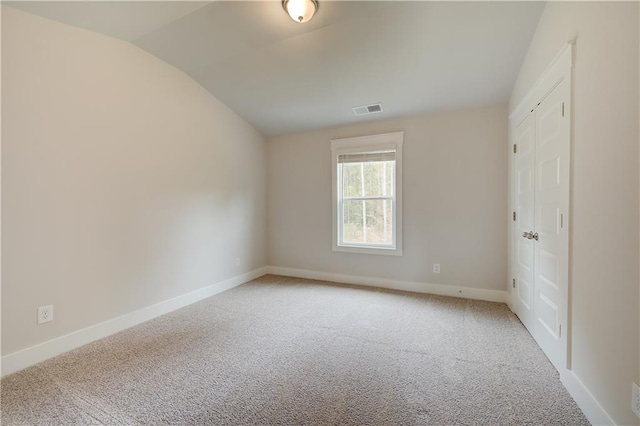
[{"xmin": 331, "ymin": 132, "xmax": 403, "ymax": 256}]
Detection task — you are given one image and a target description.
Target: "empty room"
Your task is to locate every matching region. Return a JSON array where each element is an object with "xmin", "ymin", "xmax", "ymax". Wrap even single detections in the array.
[{"xmin": 1, "ymin": 1, "xmax": 639, "ymax": 425}]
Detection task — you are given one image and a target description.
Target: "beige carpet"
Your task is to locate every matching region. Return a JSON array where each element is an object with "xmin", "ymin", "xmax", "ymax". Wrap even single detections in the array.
[{"xmin": 2, "ymin": 275, "xmax": 588, "ymax": 425}]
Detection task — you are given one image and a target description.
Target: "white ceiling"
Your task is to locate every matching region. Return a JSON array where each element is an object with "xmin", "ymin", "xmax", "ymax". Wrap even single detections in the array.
[
  {"xmin": 6, "ymin": 1, "xmax": 545, "ymax": 137},
  {"xmin": 6, "ymin": 1, "xmax": 211, "ymax": 41}
]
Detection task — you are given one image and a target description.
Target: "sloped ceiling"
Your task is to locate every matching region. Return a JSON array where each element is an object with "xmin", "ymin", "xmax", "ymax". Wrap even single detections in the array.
[{"xmin": 6, "ymin": 1, "xmax": 545, "ymax": 136}]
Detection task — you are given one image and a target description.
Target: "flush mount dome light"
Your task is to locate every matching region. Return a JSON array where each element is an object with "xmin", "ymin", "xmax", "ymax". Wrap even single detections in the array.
[{"xmin": 282, "ymin": 0, "xmax": 318, "ymax": 23}]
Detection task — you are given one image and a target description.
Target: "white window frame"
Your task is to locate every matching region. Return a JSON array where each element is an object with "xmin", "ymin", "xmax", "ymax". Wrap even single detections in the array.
[{"xmin": 331, "ymin": 131, "xmax": 403, "ymax": 256}]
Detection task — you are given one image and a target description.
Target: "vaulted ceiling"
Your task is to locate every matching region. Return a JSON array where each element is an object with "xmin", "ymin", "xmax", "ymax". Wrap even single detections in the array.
[{"xmin": 7, "ymin": 1, "xmax": 545, "ymax": 136}]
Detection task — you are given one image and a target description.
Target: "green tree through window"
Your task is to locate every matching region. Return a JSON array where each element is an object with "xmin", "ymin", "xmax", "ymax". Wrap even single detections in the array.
[
  {"xmin": 331, "ymin": 132, "xmax": 403, "ymax": 256},
  {"xmin": 340, "ymin": 160, "xmax": 394, "ymax": 245}
]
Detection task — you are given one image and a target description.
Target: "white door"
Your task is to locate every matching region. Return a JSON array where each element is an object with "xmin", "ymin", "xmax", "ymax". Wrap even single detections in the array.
[
  {"xmin": 514, "ymin": 111, "xmax": 536, "ymax": 330},
  {"xmin": 532, "ymin": 79, "xmax": 570, "ymax": 371}
]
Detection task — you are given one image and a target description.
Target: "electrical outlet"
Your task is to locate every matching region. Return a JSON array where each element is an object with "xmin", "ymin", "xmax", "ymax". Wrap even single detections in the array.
[
  {"xmin": 632, "ymin": 382, "xmax": 640, "ymax": 418},
  {"xmin": 37, "ymin": 305, "xmax": 53, "ymax": 325},
  {"xmin": 235, "ymin": 258, "xmax": 240, "ymax": 267},
  {"xmin": 433, "ymin": 264, "xmax": 440, "ymax": 274}
]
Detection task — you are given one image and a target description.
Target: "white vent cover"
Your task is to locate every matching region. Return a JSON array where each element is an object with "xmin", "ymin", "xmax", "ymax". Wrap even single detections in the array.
[{"xmin": 353, "ymin": 103, "xmax": 383, "ymax": 116}]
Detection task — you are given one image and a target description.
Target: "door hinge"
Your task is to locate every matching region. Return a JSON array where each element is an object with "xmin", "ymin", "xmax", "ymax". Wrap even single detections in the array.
[
  {"xmin": 513, "ymin": 211, "xmax": 516, "ymax": 221},
  {"xmin": 513, "ymin": 144, "xmax": 517, "ymax": 154},
  {"xmin": 559, "ymin": 324, "xmax": 562, "ymax": 338},
  {"xmin": 512, "ymin": 278, "xmax": 516, "ymax": 288},
  {"xmin": 560, "ymin": 213, "xmax": 564, "ymax": 229},
  {"xmin": 562, "ymin": 102, "xmax": 565, "ymax": 117}
]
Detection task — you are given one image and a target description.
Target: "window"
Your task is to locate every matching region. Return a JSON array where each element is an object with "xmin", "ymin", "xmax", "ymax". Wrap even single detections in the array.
[{"xmin": 331, "ymin": 132, "xmax": 403, "ymax": 255}]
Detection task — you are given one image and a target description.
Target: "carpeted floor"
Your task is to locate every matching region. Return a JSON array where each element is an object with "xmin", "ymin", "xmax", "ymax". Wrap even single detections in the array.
[{"xmin": 2, "ymin": 275, "xmax": 589, "ymax": 425}]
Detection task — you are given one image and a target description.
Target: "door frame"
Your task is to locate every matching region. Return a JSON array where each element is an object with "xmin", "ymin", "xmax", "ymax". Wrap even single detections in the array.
[{"xmin": 508, "ymin": 42, "xmax": 574, "ymax": 370}]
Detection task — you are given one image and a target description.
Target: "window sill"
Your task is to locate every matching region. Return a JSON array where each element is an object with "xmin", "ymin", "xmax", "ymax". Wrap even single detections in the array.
[{"xmin": 332, "ymin": 244, "xmax": 403, "ymax": 256}]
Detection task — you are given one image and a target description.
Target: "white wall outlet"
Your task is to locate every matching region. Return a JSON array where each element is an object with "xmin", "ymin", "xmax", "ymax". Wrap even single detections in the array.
[
  {"xmin": 235, "ymin": 258, "xmax": 240, "ymax": 267},
  {"xmin": 433, "ymin": 264, "xmax": 440, "ymax": 274},
  {"xmin": 632, "ymin": 382, "xmax": 640, "ymax": 418},
  {"xmin": 37, "ymin": 305, "xmax": 53, "ymax": 324}
]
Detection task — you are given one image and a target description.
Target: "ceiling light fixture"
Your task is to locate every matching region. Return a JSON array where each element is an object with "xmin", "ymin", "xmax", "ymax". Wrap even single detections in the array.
[{"xmin": 282, "ymin": 0, "xmax": 318, "ymax": 23}]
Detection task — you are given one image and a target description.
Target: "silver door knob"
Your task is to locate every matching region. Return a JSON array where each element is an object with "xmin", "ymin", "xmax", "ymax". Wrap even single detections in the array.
[
  {"xmin": 532, "ymin": 232, "xmax": 539, "ymax": 241},
  {"xmin": 522, "ymin": 231, "xmax": 533, "ymax": 239}
]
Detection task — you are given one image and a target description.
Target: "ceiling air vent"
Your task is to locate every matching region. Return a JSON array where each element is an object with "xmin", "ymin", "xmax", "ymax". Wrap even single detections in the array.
[{"xmin": 353, "ymin": 103, "xmax": 383, "ymax": 116}]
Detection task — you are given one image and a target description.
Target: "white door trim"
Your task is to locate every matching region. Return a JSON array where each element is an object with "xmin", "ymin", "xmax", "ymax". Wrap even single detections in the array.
[
  {"xmin": 510, "ymin": 42, "xmax": 574, "ymax": 125},
  {"xmin": 508, "ymin": 42, "xmax": 574, "ymax": 369},
  {"xmin": 509, "ymin": 44, "xmax": 617, "ymax": 425}
]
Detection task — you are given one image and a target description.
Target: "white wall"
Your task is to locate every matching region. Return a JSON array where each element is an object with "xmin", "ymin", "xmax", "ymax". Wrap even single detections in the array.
[
  {"xmin": 510, "ymin": 2, "xmax": 639, "ymax": 424},
  {"xmin": 267, "ymin": 105, "xmax": 507, "ymax": 291},
  {"xmin": 1, "ymin": 7, "xmax": 267, "ymax": 356}
]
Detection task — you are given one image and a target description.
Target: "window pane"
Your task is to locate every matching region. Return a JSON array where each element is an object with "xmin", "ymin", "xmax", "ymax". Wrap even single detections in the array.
[
  {"xmin": 365, "ymin": 199, "xmax": 393, "ymax": 245},
  {"xmin": 342, "ymin": 163, "xmax": 363, "ymax": 197},
  {"xmin": 385, "ymin": 161, "xmax": 394, "ymax": 196},
  {"xmin": 362, "ymin": 161, "xmax": 394, "ymax": 197},
  {"xmin": 342, "ymin": 160, "xmax": 395, "ymax": 198},
  {"xmin": 342, "ymin": 200, "xmax": 364, "ymax": 244},
  {"xmin": 342, "ymin": 199, "xmax": 393, "ymax": 245}
]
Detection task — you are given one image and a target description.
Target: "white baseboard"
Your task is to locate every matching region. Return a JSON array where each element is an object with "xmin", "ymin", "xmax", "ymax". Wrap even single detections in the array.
[
  {"xmin": 265, "ymin": 266, "xmax": 507, "ymax": 303},
  {"xmin": 267, "ymin": 266, "xmax": 619, "ymax": 424},
  {"xmin": 2, "ymin": 265, "xmax": 615, "ymax": 426},
  {"xmin": 504, "ymin": 290, "xmax": 613, "ymax": 425},
  {"xmin": 561, "ymin": 370, "xmax": 615, "ymax": 425},
  {"xmin": 1, "ymin": 267, "xmax": 267, "ymax": 378},
  {"xmin": 505, "ymin": 289, "xmax": 613, "ymax": 424}
]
